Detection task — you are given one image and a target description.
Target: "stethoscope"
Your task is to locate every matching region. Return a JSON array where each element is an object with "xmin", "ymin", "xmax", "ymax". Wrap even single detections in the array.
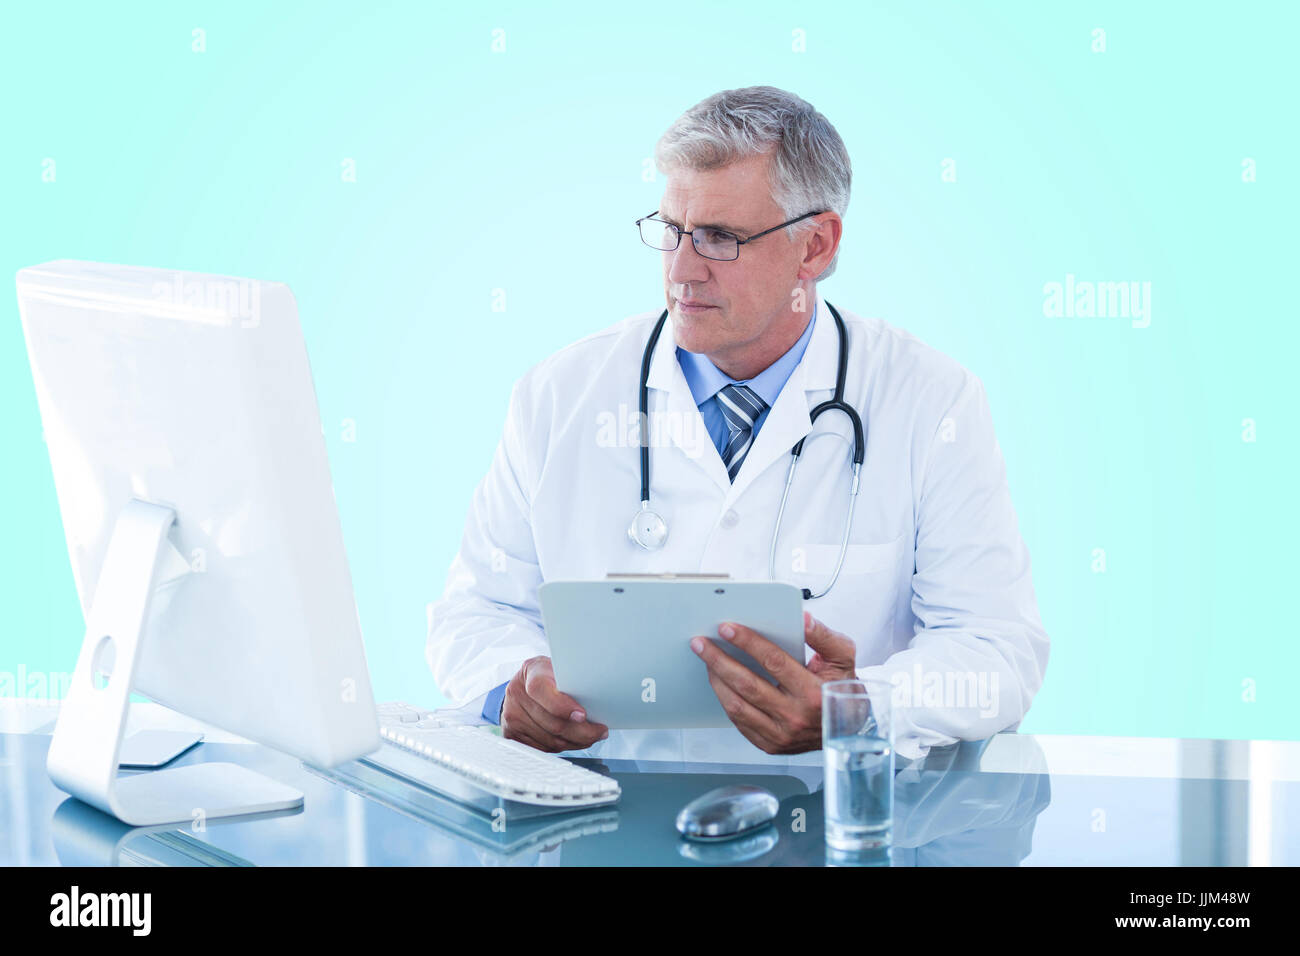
[{"xmin": 627, "ymin": 300, "xmax": 865, "ymax": 600}]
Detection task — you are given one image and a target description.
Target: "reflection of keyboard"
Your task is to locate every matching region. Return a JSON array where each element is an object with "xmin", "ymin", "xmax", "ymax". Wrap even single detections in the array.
[{"xmin": 372, "ymin": 702, "xmax": 620, "ymax": 809}]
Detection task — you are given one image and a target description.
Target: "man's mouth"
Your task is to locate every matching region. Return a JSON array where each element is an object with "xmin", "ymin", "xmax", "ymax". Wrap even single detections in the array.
[{"xmin": 677, "ymin": 299, "xmax": 718, "ymax": 314}]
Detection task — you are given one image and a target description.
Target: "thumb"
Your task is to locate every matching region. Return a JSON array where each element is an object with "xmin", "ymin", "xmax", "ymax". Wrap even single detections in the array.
[{"xmin": 804, "ymin": 612, "xmax": 854, "ymax": 660}]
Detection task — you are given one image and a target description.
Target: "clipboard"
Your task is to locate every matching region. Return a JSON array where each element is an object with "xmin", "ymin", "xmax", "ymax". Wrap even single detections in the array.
[{"xmin": 538, "ymin": 576, "xmax": 805, "ymax": 729}]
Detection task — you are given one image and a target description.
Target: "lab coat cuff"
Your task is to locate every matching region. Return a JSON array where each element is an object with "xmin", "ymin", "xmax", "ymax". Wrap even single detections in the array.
[{"xmin": 854, "ymin": 664, "xmax": 955, "ymax": 763}]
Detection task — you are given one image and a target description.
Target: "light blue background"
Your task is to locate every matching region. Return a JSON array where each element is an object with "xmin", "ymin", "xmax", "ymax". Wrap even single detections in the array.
[{"xmin": 2, "ymin": 1, "xmax": 1295, "ymax": 740}]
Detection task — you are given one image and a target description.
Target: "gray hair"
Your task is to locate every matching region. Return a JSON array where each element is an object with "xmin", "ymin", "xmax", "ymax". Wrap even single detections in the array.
[{"xmin": 654, "ymin": 86, "xmax": 851, "ymax": 281}]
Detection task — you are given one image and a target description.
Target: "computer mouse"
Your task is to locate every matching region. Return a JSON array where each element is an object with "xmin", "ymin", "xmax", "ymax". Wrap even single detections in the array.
[{"xmin": 675, "ymin": 784, "xmax": 780, "ymax": 841}]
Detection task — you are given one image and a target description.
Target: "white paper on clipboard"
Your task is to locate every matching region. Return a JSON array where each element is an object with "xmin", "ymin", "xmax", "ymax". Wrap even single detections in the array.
[{"xmin": 538, "ymin": 577, "xmax": 805, "ymax": 729}]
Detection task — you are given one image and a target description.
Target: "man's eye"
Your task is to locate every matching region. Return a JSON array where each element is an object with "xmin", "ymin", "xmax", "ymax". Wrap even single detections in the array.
[{"xmin": 701, "ymin": 229, "xmax": 734, "ymax": 243}]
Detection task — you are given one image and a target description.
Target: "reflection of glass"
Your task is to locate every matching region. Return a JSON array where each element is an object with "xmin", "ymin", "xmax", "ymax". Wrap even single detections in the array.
[
  {"xmin": 826, "ymin": 844, "xmax": 891, "ymax": 867},
  {"xmin": 822, "ymin": 679, "xmax": 894, "ymax": 851},
  {"xmin": 678, "ymin": 827, "xmax": 779, "ymax": 864},
  {"xmin": 304, "ymin": 758, "xmax": 620, "ymax": 862},
  {"xmin": 50, "ymin": 797, "xmax": 293, "ymax": 866}
]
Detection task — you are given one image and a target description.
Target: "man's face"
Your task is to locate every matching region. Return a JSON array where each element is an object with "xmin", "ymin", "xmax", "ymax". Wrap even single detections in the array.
[{"xmin": 657, "ymin": 153, "xmax": 810, "ymax": 367}]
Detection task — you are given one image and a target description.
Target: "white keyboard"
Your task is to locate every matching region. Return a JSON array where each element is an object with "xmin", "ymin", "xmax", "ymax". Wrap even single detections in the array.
[{"xmin": 371, "ymin": 702, "xmax": 620, "ymax": 809}]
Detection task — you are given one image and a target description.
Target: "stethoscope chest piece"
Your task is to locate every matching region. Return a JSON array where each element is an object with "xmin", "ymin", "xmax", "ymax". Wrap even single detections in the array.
[{"xmin": 628, "ymin": 504, "xmax": 668, "ymax": 551}]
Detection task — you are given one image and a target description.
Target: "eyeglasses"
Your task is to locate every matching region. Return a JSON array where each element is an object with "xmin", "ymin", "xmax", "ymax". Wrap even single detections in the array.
[{"xmin": 635, "ymin": 208, "xmax": 826, "ymax": 261}]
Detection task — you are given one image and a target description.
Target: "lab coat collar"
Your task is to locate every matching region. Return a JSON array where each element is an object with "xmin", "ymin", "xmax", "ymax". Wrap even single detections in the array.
[{"xmin": 644, "ymin": 292, "xmax": 840, "ymax": 502}]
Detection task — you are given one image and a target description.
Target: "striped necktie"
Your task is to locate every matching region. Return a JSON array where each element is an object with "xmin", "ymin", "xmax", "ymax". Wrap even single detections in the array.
[{"xmin": 716, "ymin": 383, "xmax": 768, "ymax": 482}]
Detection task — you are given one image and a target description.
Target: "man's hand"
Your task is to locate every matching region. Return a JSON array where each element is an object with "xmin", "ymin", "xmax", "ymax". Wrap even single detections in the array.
[
  {"xmin": 690, "ymin": 611, "xmax": 858, "ymax": 755},
  {"xmin": 500, "ymin": 656, "xmax": 609, "ymax": 753}
]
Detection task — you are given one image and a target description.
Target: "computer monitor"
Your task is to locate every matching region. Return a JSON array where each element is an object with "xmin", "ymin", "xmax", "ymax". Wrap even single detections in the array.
[{"xmin": 15, "ymin": 259, "xmax": 380, "ymax": 826}]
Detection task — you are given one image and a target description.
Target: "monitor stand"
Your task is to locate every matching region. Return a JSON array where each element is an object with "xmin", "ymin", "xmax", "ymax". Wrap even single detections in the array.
[{"xmin": 45, "ymin": 498, "xmax": 305, "ymax": 826}]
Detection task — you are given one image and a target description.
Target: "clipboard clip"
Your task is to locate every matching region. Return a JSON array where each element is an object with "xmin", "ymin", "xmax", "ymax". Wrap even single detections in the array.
[{"xmin": 604, "ymin": 572, "xmax": 732, "ymax": 580}]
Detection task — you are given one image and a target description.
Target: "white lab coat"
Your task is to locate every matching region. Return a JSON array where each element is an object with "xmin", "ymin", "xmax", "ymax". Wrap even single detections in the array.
[{"xmin": 426, "ymin": 294, "xmax": 1049, "ymax": 764}]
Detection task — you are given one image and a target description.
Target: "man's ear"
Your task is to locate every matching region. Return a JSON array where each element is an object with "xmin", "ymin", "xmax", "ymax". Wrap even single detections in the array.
[{"xmin": 796, "ymin": 214, "xmax": 842, "ymax": 280}]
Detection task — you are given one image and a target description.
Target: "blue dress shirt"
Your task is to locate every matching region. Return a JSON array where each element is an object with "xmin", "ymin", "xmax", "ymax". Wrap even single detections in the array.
[
  {"xmin": 676, "ymin": 301, "xmax": 818, "ymax": 460},
  {"xmin": 480, "ymin": 303, "xmax": 818, "ymax": 725}
]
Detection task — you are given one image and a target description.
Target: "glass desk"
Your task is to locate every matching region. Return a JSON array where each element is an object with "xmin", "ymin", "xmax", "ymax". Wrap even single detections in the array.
[{"xmin": 2, "ymin": 701, "xmax": 1297, "ymax": 866}]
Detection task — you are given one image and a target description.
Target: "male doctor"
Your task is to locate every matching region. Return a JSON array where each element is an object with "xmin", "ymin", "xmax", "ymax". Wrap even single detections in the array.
[{"xmin": 427, "ymin": 86, "xmax": 1049, "ymax": 762}]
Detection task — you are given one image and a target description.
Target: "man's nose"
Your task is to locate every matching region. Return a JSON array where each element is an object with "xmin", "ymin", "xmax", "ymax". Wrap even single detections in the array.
[{"xmin": 665, "ymin": 235, "xmax": 711, "ymax": 286}]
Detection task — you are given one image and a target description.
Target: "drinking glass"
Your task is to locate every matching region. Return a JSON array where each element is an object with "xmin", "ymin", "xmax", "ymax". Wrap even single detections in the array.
[{"xmin": 822, "ymin": 678, "xmax": 894, "ymax": 851}]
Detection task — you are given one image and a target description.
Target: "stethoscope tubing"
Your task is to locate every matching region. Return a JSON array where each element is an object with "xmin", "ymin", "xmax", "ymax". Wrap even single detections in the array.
[{"xmin": 632, "ymin": 300, "xmax": 865, "ymax": 600}]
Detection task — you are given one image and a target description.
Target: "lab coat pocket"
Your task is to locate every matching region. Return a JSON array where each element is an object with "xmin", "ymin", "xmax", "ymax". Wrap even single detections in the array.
[{"xmin": 787, "ymin": 534, "xmax": 909, "ymax": 657}]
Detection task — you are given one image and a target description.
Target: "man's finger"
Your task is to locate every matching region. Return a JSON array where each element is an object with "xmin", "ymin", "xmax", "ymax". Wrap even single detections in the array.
[
  {"xmin": 717, "ymin": 621, "xmax": 816, "ymax": 695},
  {"xmin": 515, "ymin": 686, "xmax": 575, "ymax": 736},
  {"xmin": 505, "ymin": 701, "xmax": 598, "ymax": 752},
  {"xmin": 803, "ymin": 612, "xmax": 857, "ymax": 664},
  {"xmin": 522, "ymin": 729, "xmax": 574, "ymax": 754},
  {"xmin": 523, "ymin": 659, "xmax": 589, "ymax": 722},
  {"xmin": 704, "ymin": 667, "xmax": 785, "ymax": 745},
  {"xmin": 506, "ymin": 723, "xmax": 555, "ymax": 752},
  {"xmin": 691, "ymin": 635, "xmax": 786, "ymax": 711},
  {"xmin": 501, "ymin": 696, "xmax": 559, "ymax": 752},
  {"xmin": 521, "ymin": 693, "xmax": 608, "ymax": 748}
]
